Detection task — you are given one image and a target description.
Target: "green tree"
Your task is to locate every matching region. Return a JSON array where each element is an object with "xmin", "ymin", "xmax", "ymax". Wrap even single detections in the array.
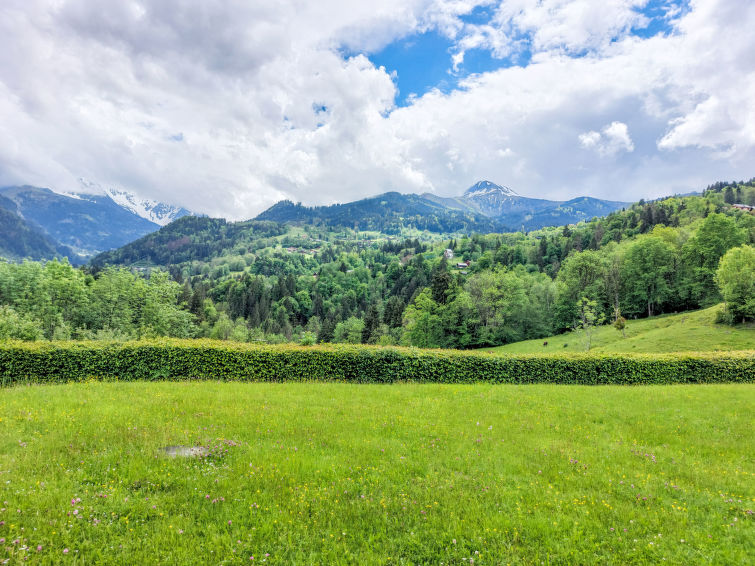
[
  {"xmin": 210, "ymin": 313, "xmax": 233, "ymax": 340},
  {"xmin": 430, "ymin": 258, "xmax": 454, "ymax": 304},
  {"xmin": 0, "ymin": 306, "xmax": 43, "ymax": 341},
  {"xmin": 333, "ymin": 316, "xmax": 365, "ymax": 344},
  {"xmin": 383, "ymin": 296, "xmax": 405, "ymax": 328},
  {"xmin": 574, "ymin": 297, "xmax": 605, "ymax": 351},
  {"xmin": 715, "ymin": 245, "xmax": 755, "ymax": 323},
  {"xmin": 622, "ymin": 236, "xmax": 675, "ymax": 317},
  {"xmin": 612, "ymin": 306, "xmax": 627, "ymax": 338},
  {"xmin": 554, "ymin": 250, "xmax": 607, "ymax": 329},
  {"xmin": 141, "ymin": 270, "xmax": 194, "ymax": 338},
  {"xmin": 401, "ymin": 289, "xmax": 443, "ymax": 348},
  {"xmin": 681, "ymin": 213, "xmax": 746, "ymax": 307},
  {"xmin": 89, "ymin": 268, "xmax": 141, "ymax": 338},
  {"xmin": 361, "ymin": 303, "xmax": 382, "ymax": 344}
]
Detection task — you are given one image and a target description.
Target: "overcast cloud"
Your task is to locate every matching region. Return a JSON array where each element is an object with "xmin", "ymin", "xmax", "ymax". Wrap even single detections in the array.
[{"xmin": 0, "ymin": 0, "xmax": 753, "ymax": 218}]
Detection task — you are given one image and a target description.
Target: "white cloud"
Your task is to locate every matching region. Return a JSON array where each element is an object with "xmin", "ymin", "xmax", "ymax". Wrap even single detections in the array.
[
  {"xmin": 580, "ymin": 121, "xmax": 635, "ymax": 156},
  {"xmin": 494, "ymin": 0, "xmax": 650, "ymax": 53},
  {"xmin": 0, "ymin": 0, "xmax": 753, "ymax": 218}
]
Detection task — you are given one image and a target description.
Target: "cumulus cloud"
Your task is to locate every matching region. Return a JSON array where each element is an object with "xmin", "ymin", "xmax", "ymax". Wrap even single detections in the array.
[
  {"xmin": 580, "ymin": 121, "xmax": 635, "ymax": 156},
  {"xmin": 0, "ymin": 0, "xmax": 753, "ymax": 218}
]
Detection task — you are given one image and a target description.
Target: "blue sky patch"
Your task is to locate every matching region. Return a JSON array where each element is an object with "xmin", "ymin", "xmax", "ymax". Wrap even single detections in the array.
[
  {"xmin": 632, "ymin": 0, "xmax": 689, "ymax": 38},
  {"xmin": 370, "ymin": 32, "xmax": 456, "ymax": 105},
  {"xmin": 361, "ymin": 0, "xmax": 689, "ymax": 107}
]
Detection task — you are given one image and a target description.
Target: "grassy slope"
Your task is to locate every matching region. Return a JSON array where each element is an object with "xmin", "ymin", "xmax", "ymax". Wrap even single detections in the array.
[
  {"xmin": 1, "ymin": 382, "xmax": 753, "ymax": 564},
  {"xmin": 490, "ymin": 305, "xmax": 755, "ymax": 354}
]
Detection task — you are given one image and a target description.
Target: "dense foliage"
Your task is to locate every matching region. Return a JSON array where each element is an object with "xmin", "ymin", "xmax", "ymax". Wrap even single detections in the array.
[
  {"xmin": 1, "ymin": 185, "xmax": 754, "ymax": 347},
  {"xmin": 91, "ymin": 217, "xmax": 287, "ymax": 267},
  {"xmin": 0, "ymin": 261, "xmax": 192, "ymax": 340},
  {"xmin": 1, "ymin": 340, "xmax": 752, "ymax": 385}
]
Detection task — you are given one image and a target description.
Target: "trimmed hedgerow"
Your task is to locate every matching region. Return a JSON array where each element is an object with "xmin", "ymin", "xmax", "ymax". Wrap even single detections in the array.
[{"xmin": 0, "ymin": 340, "xmax": 752, "ymax": 386}]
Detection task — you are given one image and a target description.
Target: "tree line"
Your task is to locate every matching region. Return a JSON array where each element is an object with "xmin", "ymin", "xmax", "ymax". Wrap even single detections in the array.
[{"xmin": 1, "ymin": 188, "xmax": 753, "ymax": 345}]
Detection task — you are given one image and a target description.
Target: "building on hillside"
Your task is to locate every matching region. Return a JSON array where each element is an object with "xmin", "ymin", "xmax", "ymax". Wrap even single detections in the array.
[
  {"xmin": 456, "ymin": 261, "xmax": 470, "ymax": 269},
  {"xmin": 732, "ymin": 203, "xmax": 755, "ymax": 213}
]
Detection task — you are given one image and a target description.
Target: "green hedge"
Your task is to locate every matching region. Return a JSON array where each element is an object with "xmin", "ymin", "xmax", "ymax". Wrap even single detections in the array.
[{"xmin": 0, "ymin": 340, "xmax": 753, "ymax": 386}]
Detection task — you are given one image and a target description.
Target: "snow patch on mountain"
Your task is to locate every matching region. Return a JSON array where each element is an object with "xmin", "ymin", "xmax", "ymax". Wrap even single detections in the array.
[
  {"xmin": 103, "ymin": 188, "xmax": 191, "ymax": 226},
  {"xmin": 463, "ymin": 180, "xmax": 518, "ymax": 198},
  {"xmin": 71, "ymin": 178, "xmax": 191, "ymax": 225}
]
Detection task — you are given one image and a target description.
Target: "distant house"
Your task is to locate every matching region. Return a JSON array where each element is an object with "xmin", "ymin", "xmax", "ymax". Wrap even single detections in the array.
[
  {"xmin": 456, "ymin": 261, "xmax": 470, "ymax": 269},
  {"xmin": 444, "ymin": 248, "xmax": 454, "ymax": 259},
  {"xmin": 732, "ymin": 203, "xmax": 755, "ymax": 213}
]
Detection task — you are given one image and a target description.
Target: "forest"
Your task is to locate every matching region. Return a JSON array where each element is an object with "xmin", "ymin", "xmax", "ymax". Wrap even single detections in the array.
[{"xmin": 1, "ymin": 180, "xmax": 754, "ymax": 348}]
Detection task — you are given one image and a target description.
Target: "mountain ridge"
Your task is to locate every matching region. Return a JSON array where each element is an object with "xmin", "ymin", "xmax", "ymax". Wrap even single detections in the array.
[{"xmin": 256, "ymin": 181, "xmax": 629, "ymax": 232}]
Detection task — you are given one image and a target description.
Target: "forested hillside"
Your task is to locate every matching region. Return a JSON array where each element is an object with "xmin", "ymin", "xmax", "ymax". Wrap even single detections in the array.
[
  {"xmin": 255, "ymin": 191, "xmax": 507, "ymax": 233},
  {"xmin": 1, "ymin": 182, "xmax": 754, "ymax": 347},
  {"xmin": 0, "ymin": 195, "xmax": 73, "ymax": 261},
  {"xmin": 91, "ymin": 217, "xmax": 287, "ymax": 267}
]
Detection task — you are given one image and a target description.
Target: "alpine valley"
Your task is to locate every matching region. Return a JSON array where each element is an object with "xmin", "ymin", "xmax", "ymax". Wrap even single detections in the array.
[{"xmin": 0, "ymin": 180, "xmax": 627, "ymax": 263}]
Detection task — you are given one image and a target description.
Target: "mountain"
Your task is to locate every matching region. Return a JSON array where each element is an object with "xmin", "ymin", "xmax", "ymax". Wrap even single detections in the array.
[
  {"xmin": 516, "ymin": 196, "xmax": 628, "ymax": 231},
  {"xmin": 0, "ymin": 186, "xmax": 162, "ymax": 259},
  {"xmin": 103, "ymin": 188, "xmax": 191, "ymax": 226},
  {"xmin": 256, "ymin": 191, "xmax": 507, "ymax": 234},
  {"xmin": 0, "ymin": 194, "xmax": 74, "ymax": 261},
  {"xmin": 256, "ymin": 181, "xmax": 629, "ymax": 232}
]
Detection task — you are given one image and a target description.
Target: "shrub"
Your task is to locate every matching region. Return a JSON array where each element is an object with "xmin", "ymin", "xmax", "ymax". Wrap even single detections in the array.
[{"xmin": 0, "ymin": 340, "xmax": 752, "ymax": 386}]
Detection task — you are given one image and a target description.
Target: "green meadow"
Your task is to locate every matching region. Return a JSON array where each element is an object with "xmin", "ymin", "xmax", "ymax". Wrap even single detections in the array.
[
  {"xmin": 490, "ymin": 305, "xmax": 755, "ymax": 354},
  {"xmin": 1, "ymin": 382, "xmax": 753, "ymax": 564}
]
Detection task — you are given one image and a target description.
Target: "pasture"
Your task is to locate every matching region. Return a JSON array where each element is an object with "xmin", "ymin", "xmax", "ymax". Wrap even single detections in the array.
[
  {"xmin": 490, "ymin": 305, "xmax": 755, "ymax": 354},
  {"xmin": 0, "ymin": 381, "xmax": 753, "ymax": 564}
]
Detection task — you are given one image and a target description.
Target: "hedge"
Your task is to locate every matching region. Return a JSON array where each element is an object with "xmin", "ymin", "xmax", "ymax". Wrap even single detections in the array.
[{"xmin": 0, "ymin": 340, "xmax": 753, "ymax": 386}]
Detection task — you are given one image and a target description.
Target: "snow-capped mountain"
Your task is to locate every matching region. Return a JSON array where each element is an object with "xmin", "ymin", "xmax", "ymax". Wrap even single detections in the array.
[
  {"xmin": 459, "ymin": 180, "xmax": 556, "ymax": 219},
  {"xmin": 103, "ymin": 188, "xmax": 191, "ymax": 226},
  {"xmin": 463, "ymin": 180, "xmax": 518, "ymax": 198}
]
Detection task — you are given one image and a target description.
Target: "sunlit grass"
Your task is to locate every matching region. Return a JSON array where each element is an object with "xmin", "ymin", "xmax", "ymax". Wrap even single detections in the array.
[
  {"xmin": 0, "ymin": 382, "xmax": 753, "ymax": 564},
  {"xmin": 491, "ymin": 305, "xmax": 755, "ymax": 354}
]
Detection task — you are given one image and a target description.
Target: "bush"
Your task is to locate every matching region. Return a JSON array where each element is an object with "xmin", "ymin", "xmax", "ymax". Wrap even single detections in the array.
[{"xmin": 0, "ymin": 340, "xmax": 752, "ymax": 386}]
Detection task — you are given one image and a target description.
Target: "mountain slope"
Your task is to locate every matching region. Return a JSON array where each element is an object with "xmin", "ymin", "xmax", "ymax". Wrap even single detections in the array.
[
  {"xmin": 0, "ymin": 186, "xmax": 161, "ymax": 258},
  {"xmin": 90, "ymin": 216, "xmax": 286, "ymax": 267},
  {"xmin": 459, "ymin": 180, "xmax": 557, "ymax": 218},
  {"xmin": 510, "ymin": 196, "xmax": 629, "ymax": 231},
  {"xmin": 0, "ymin": 194, "xmax": 73, "ymax": 261}
]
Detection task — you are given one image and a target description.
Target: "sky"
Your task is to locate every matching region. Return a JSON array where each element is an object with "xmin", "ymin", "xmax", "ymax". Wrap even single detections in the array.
[{"xmin": 0, "ymin": 0, "xmax": 754, "ymax": 219}]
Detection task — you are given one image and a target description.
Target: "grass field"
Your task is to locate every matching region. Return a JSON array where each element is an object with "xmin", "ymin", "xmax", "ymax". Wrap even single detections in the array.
[
  {"xmin": 0, "ymin": 382, "xmax": 753, "ymax": 564},
  {"xmin": 490, "ymin": 305, "xmax": 755, "ymax": 354}
]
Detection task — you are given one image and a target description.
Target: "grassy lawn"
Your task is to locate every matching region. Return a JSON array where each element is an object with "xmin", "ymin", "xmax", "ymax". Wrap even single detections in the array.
[
  {"xmin": 490, "ymin": 305, "xmax": 755, "ymax": 354},
  {"xmin": 0, "ymin": 382, "xmax": 753, "ymax": 564}
]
